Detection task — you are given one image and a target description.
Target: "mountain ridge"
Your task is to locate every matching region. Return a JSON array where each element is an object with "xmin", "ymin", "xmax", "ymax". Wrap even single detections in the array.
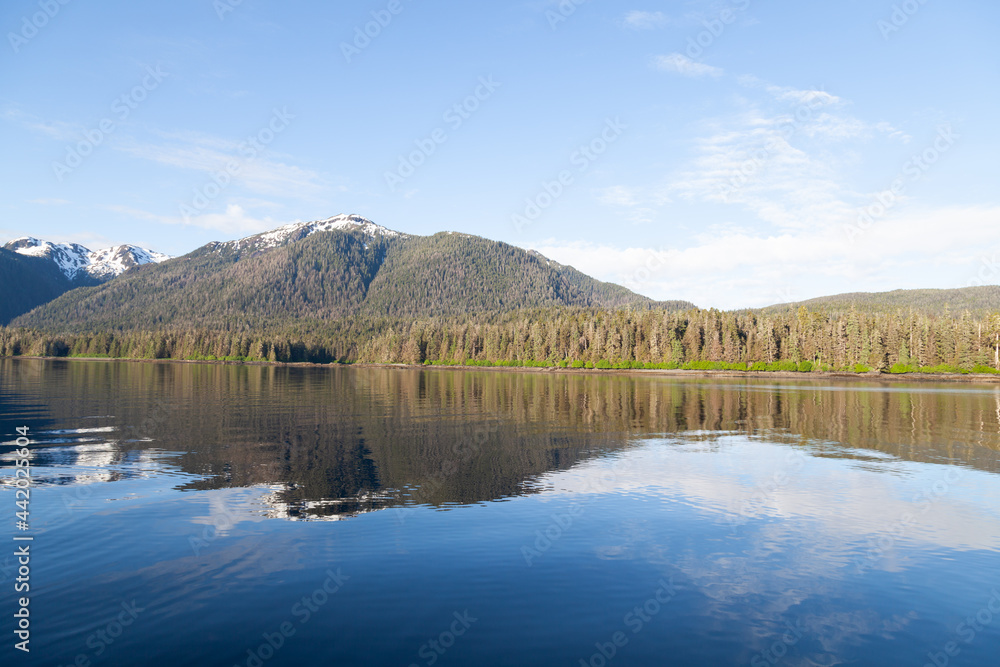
[
  {"xmin": 3, "ymin": 236, "xmax": 170, "ymax": 282},
  {"xmin": 10, "ymin": 214, "xmax": 996, "ymax": 336},
  {"xmin": 207, "ymin": 213, "xmax": 407, "ymax": 256},
  {"xmin": 12, "ymin": 214, "xmax": 690, "ymax": 332}
]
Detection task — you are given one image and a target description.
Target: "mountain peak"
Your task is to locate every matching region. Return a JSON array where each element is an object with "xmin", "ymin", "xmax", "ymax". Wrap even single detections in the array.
[
  {"xmin": 84, "ymin": 244, "xmax": 172, "ymax": 280},
  {"xmin": 213, "ymin": 214, "xmax": 407, "ymax": 255},
  {"xmin": 14, "ymin": 219, "xmax": 663, "ymax": 330},
  {"xmin": 6, "ymin": 236, "xmax": 42, "ymax": 247}
]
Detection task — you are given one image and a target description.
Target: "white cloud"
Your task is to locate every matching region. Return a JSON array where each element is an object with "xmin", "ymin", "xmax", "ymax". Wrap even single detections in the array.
[
  {"xmin": 875, "ymin": 121, "xmax": 913, "ymax": 144},
  {"xmin": 2, "ymin": 107, "xmax": 81, "ymax": 141},
  {"xmin": 661, "ymin": 83, "xmax": 906, "ymax": 231},
  {"xmin": 652, "ymin": 53, "xmax": 724, "ymax": 78},
  {"xmin": 27, "ymin": 198, "xmax": 71, "ymax": 206},
  {"xmin": 592, "ymin": 186, "xmax": 657, "ymax": 223},
  {"xmin": 666, "ymin": 123, "xmax": 857, "ymax": 230},
  {"xmin": 738, "ymin": 77, "xmax": 842, "ymax": 107},
  {"xmin": 623, "ymin": 10, "xmax": 669, "ymax": 30},
  {"xmin": 764, "ymin": 85, "xmax": 841, "ymax": 108},
  {"xmin": 107, "ymin": 203, "xmax": 280, "ymax": 236},
  {"xmin": 4, "ymin": 107, "xmax": 336, "ymax": 205},
  {"xmin": 524, "ymin": 205, "xmax": 1000, "ymax": 309},
  {"xmin": 556, "ymin": 75, "xmax": 968, "ymax": 308}
]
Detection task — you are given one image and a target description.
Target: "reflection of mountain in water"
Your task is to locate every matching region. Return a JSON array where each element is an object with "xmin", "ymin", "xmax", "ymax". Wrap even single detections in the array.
[{"xmin": 2, "ymin": 359, "xmax": 999, "ymax": 521}]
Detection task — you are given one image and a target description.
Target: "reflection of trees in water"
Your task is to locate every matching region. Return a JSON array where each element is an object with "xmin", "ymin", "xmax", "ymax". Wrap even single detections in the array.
[{"xmin": 4, "ymin": 359, "xmax": 999, "ymax": 520}]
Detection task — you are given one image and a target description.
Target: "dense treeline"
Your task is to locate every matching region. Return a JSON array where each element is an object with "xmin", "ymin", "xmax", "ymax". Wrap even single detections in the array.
[{"xmin": 4, "ymin": 306, "xmax": 999, "ymax": 374}]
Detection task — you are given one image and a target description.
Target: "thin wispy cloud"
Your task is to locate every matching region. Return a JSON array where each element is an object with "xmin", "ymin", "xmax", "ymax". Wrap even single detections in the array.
[
  {"xmin": 763, "ymin": 85, "xmax": 840, "ymax": 107},
  {"xmin": 652, "ymin": 53, "xmax": 724, "ymax": 78},
  {"xmin": 5, "ymin": 105, "xmax": 333, "ymax": 205},
  {"xmin": 107, "ymin": 203, "xmax": 281, "ymax": 236},
  {"xmin": 145, "ymin": 127, "xmax": 250, "ymax": 152},
  {"xmin": 116, "ymin": 135, "xmax": 329, "ymax": 200},
  {"xmin": 666, "ymin": 114, "xmax": 857, "ymax": 230},
  {"xmin": 662, "ymin": 82, "xmax": 904, "ymax": 230},
  {"xmin": 623, "ymin": 11, "xmax": 669, "ymax": 30},
  {"xmin": 592, "ymin": 186, "xmax": 656, "ymax": 223},
  {"xmin": 27, "ymin": 198, "xmax": 71, "ymax": 206},
  {"xmin": 3, "ymin": 107, "xmax": 82, "ymax": 141}
]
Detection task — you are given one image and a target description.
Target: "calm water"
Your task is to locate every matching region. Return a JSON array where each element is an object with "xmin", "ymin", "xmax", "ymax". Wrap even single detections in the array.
[{"xmin": 2, "ymin": 359, "xmax": 1000, "ymax": 666}]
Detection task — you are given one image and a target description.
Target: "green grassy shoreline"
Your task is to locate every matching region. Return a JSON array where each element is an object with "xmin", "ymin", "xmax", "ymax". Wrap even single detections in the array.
[{"xmin": 6, "ymin": 354, "xmax": 1000, "ymax": 384}]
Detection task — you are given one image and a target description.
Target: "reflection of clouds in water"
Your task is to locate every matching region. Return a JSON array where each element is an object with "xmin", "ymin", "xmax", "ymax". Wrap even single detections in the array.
[
  {"xmin": 190, "ymin": 486, "xmax": 276, "ymax": 536},
  {"xmin": 529, "ymin": 436, "xmax": 998, "ymax": 662},
  {"xmin": 93, "ymin": 529, "xmax": 316, "ymax": 610},
  {"xmin": 40, "ymin": 426, "xmax": 118, "ymax": 435},
  {"xmin": 806, "ymin": 609, "xmax": 916, "ymax": 655},
  {"xmin": 39, "ymin": 442, "xmax": 117, "ymax": 483},
  {"xmin": 537, "ymin": 436, "xmax": 1000, "ymax": 554},
  {"xmin": 1, "ymin": 426, "xmax": 118, "ymax": 447}
]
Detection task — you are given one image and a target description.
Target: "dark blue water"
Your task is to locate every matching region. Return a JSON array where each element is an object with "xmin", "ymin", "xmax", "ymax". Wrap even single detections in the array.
[{"xmin": 2, "ymin": 359, "xmax": 999, "ymax": 666}]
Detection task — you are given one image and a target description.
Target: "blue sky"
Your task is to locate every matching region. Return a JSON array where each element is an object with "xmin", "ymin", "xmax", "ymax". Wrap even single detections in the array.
[{"xmin": 2, "ymin": 0, "xmax": 998, "ymax": 308}]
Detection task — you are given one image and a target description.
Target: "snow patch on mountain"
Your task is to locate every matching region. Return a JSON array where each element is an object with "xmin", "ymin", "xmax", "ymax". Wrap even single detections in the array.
[
  {"xmin": 84, "ymin": 245, "xmax": 172, "ymax": 280},
  {"xmin": 527, "ymin": 249, "xmax": 563, "ymax": 268},
  {"xmin": 216, "ymin": 214, "xmax": 407, "ymax": 253},
  {"xmin": 3, "ymin": 237, "xmax": 170, "ymax": 281}
]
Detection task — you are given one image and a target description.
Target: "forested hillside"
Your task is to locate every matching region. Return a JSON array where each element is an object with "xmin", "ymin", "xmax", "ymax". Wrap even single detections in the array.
[
  {"xmin": 0, "ymin": 248, "xmax": 77, "ymax": 325},
  {"xmin": 13, "ymin": 229, "xmax": 678, "ymax": 331},
  {"xmin": 5, "ymin": 219, "xmax": 999, "ymax": 375}
]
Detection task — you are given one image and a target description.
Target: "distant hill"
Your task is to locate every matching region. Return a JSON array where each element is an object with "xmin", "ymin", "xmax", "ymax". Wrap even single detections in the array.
[
  {"xmin": 762, "ymin": 286, "xmax": 1000, "ymax": 316},
  {"xmin": 13, "ymin": 215, "xmax": 692, "ymax": 332}
]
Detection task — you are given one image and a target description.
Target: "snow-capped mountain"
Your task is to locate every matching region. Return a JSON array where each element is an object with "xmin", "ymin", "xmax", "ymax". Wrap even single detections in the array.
[
  {"xmin": 83, "ymin": 244, "xmax": 172, "ymax": 280},
  {"xmin": 210, "ymin": 214, "xmax": 407, "ymax": 254},
  {"xmin": 3, "ymin": 237, "xmax": 171, "ymax": 282}
]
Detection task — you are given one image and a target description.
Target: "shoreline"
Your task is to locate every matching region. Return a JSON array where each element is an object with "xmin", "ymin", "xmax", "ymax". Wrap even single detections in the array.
[{"xmin": 6, "ymin": 355, "xmax": 1000, "ymax": 384}]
